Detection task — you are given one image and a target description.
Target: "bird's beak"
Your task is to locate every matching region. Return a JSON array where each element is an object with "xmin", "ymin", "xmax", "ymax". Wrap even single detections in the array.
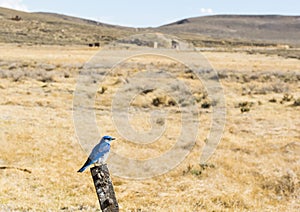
[{"xmin": 111, "ymin": 137, "xmax": 116, "ymax": 140}]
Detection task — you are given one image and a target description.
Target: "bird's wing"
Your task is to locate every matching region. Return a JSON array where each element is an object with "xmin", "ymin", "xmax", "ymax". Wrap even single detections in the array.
[{"xmin": 89, "ymin": 142, "xmax": 110, "ymax": 161}]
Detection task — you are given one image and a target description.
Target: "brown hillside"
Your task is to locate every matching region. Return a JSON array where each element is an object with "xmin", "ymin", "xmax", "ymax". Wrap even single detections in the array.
[
  {"xmin": 0, "ymin": 7, "xmax": 134, "ymax": 45},
  {"xmin": 1, "ymin": 7, "xmax": 300, "ymax": 47},
  {"xmin": 159, "ymin": 15, "xmax": 300, "ymax": 46}
]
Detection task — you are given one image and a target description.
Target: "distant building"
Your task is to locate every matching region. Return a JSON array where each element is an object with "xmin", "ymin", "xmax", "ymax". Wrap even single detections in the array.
[
  {"xmin": 171, "ymin": 40, "xmax": 179, "ymax": 50},
  {"xmin": 11, "ymin": 15, "xmax": 22, "ymax": 21}
]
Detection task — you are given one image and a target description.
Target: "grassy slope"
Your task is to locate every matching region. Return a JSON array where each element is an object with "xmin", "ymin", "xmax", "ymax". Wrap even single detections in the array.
[{"xmin": 0, "ymin": 7, "xmax": 134, "ymax": 45}]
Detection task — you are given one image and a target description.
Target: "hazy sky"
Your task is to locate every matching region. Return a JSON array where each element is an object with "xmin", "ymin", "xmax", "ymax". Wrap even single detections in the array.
[{"xmin": 0, "ymin": 0, "xmax": 299, "ymax": 27}]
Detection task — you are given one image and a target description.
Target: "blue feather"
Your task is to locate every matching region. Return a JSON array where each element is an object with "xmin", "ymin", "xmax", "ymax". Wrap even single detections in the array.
[{"xmin": 77, "ymin": 136, "xmax": 114, "ymax": 172}]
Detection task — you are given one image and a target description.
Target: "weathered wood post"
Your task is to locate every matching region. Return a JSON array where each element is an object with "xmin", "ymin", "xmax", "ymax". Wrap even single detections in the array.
[{"xmin": 90, "ymin": 164, "xmax": 119, "ymax": 212}]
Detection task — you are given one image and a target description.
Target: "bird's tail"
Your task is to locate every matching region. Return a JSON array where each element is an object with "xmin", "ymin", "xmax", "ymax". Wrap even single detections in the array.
[
  {"xmin": 77, "ymin": 158, "xmax": 93, "ymax": 173},
  {"xmin": 77, "ymin": 166, "xmax": 87, "ymax": 173}
]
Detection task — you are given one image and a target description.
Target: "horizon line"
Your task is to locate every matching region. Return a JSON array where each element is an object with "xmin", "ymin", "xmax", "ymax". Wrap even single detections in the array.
[{"xmin": 0, "ymin": 6, "xmax": 299, "ymax": 28}]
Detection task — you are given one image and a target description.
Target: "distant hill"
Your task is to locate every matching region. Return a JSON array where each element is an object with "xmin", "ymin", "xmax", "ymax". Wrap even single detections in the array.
[
  {"xmin": 0, "ymin": 7, "xmax": 299, "ymax": 46},
  {"xmin": 0, "ymin": 7, "xmax": 134, "ymax": 45},
  {"xmin": 33, "ymin": 12, "xmax": 125, "ymax": 28},
  {"xmin": 158, "ymin": 15, "xmax": 300, "ymax": 46}
]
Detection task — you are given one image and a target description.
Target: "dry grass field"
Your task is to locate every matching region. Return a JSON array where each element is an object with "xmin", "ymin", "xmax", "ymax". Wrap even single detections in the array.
[{"xmin": 0, "ymin": 43, "xmax": 299, "ymax": 211}]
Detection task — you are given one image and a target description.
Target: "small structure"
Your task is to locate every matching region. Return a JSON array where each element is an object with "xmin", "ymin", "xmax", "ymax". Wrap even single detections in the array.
[
  {"xmin": 171, "ymin": 40, "xmax": 180, "ymax": 50},
  {"xmin": 11, "ymin": 15, "xmax": 22, "ymax": 21}
]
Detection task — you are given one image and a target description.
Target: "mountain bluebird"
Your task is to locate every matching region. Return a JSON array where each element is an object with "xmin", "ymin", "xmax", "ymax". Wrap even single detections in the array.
[{"xmin": 78, "ymin": 135, "xmax": 115, "ymax": 172}]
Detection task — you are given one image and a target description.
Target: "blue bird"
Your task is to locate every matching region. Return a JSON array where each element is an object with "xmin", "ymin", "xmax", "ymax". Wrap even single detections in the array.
[{"xmin": 78, "ymin": 135, "xmax": 115, "ymax": 172}]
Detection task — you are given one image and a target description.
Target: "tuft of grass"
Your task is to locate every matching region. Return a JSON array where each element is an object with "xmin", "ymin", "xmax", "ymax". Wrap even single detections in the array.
[
  {"xmin": 293, "ymin": 98, "xmax": 300, "ymax": 106},
  {"xmin": 237, "ymin": 101, "xmax": 254, "ymax": 113},
  {"xmin": 282, "ymin": 93, "xmax": 294, "ymax": 102},
  {"xmin": 201, "ymin": 101, "xmax": 211, "ymax": 109},
  {"xmin": 183, "ymin": 164, "xmax": 215, "ymax": 177}
]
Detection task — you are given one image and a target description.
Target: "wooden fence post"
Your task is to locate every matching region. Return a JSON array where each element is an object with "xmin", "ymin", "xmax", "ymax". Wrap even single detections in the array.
[{"xmin": 90, "ymin": 164, "xmax": 119, "ymax": 212}]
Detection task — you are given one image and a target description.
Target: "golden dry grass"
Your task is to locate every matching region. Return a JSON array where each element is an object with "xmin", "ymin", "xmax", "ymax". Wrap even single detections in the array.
[{"xmin": 0, "ymin": 44, "xmax": 299, "ymax": 211}]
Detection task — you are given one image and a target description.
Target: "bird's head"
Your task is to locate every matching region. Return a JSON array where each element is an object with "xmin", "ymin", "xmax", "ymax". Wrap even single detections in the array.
[{"xmin": 102, "ymin": 135, "xmax": 116, "ymax": 144}]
